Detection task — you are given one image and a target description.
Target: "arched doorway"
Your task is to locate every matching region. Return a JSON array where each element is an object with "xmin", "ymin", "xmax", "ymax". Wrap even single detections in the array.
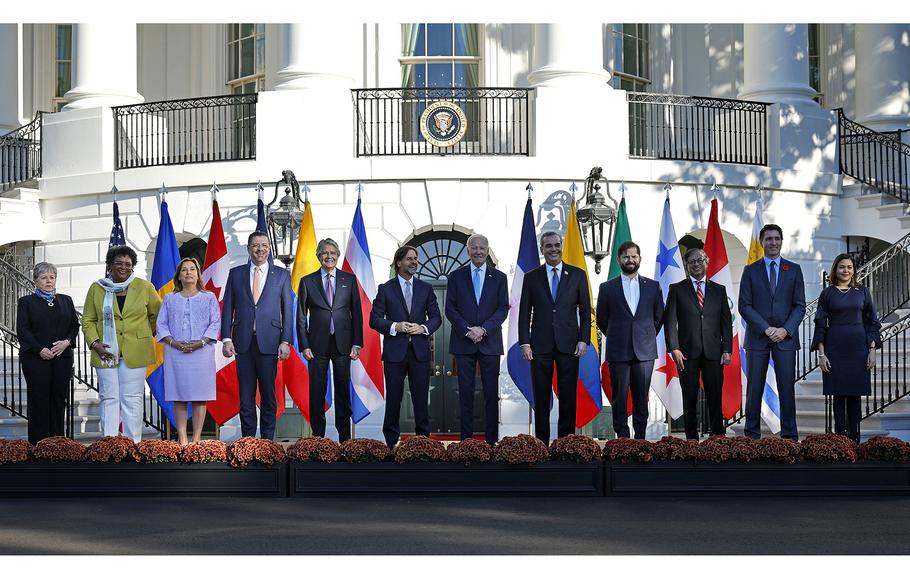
[{"xmin": 396, "ymin": 227, "xmax": 496, "ymax": 438}]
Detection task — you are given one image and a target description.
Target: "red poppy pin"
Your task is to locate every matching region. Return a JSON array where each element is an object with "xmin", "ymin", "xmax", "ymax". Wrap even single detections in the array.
[{"xmin": 782, "ymin": 264, "xmax": 790, "ymax": 271}]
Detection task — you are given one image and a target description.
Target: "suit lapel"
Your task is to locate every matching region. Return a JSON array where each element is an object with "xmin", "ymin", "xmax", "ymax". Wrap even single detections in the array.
[
  {"xmin": 615, "ymin": 278, "xmax": 633, "ymax": 317},
  {"xmin": 313, "ymin": 271, "xmax": 330, "ymax": 307},
  {"xmin": 553, "ymin": 266, "xmax": 571, "ymax": 304},
  {"xmin": 478, "ymin": 268, "xmax": 496, "ymax": 306},
  {"xmin": 122, "ymin": 280, "xmax": 141, "ymax": 315},
  {"xmin": 392, "ymin": 277, "xmax": 411, "ymax": 316},
  {"xmin": 757, "ymin": 260, "xmax": 775, "ymax": 298},
  {"xmin": 685, "ymin": 279, "xmax": 704, "ymax": 313}
]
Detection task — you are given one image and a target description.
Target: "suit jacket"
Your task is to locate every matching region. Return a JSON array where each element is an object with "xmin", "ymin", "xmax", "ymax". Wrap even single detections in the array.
[
  {"xmin": 596, "ymin": 275, "xmax": 664, "ymax": 362},
  {"xmin": 16, "ymin": 293, "xmax": 79, "ymax": 356},
  {"xmin": 296, "ymin": 268, "xmax": 364, "ymax": 355},
  {"xmin": 369, "ymin": 276, "xmax": 441, "ymax": 363},
  {"xmin": 518, "ymin": 263, "xmax": 592, "ymax": 355},
  {"xmin": 738, "ymin": 258, "xmax": 806, "ymax": 351},
  {"xmin": 444, "ymin": 264, "xmax": 509, "ymax": 356},
  {"xmin": 220, "ymin": 262, "xmax": 294, "ymax": 355},
  {"xmin": 664, "ymin": 278, "xmax": 733, "ymax": 361},
  {"xmin": 82, "ymin": 278, "xmax": 161, "ymax": 368}
]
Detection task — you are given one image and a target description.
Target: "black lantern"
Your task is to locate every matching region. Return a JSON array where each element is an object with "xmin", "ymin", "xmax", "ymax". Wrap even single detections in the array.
[
  {"xmin": 266, "ymin": 170, "xmax": 305, "ymax": 267},
  {"xmin": 575, "ymin": 166, "xmax": 616, "ymax": 274}
]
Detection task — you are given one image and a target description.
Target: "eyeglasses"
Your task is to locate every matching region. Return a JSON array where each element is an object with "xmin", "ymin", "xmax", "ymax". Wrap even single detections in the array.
[
  {"xmin": 111, "ymin": 262, "xmax": 133, "ymax": 269},
  {"xmin": 687, "ymin": 258, "xmax": 708, "ymax": 265}
]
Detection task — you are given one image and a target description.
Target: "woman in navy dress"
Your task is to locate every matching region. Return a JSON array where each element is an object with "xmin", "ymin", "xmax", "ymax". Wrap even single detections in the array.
[{"xmin": 811, "ymin": 253, "xmax": 882, "ymax": 443}]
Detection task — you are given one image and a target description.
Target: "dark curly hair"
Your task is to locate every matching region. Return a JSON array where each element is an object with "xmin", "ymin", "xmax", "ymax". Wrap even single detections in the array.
[{"xmin": 105, "ymin": 245, "xmax": 138, "ymax": 270}]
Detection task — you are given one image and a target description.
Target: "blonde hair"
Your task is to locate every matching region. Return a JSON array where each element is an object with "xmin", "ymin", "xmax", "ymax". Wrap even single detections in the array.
[{"xmin": 173, "ymin": 258, "xmax": 205, "ymax": 292}]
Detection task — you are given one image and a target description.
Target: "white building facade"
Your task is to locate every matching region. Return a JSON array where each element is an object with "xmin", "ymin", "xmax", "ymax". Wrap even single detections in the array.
[{"xmin": 2, "ymin": 22, "xmax": 909, "ymax": 441}]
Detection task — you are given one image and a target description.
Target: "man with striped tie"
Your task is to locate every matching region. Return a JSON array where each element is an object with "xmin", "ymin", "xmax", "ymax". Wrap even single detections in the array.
[{"xmin": 664, "ymin": 247, "xmax": 733, "ymax": 440}]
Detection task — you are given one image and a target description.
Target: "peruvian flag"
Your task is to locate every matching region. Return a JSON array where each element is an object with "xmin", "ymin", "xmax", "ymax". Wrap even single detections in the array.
[
  {"xmin": 202, "ymin": 199, "xmax": 241, "ymax": 425},
  {"xmin": 704, "ymin": 196, "xmax": 744, "ymax": 419},
  {"xmin": 651, "ymin": 197, "xmax": 685, "ymax": 419}
]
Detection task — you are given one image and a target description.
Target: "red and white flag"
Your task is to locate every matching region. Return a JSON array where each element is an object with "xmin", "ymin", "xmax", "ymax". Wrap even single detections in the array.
[{"xmin": 704, "ymin": 196, "xmax": 744, "ymax": 419}]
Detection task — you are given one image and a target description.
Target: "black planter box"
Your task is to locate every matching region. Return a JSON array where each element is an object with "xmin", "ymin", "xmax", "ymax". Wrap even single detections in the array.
[
  {"xmin": 289, "ymin": 460, "xmax": 604, "ymax": 497},
  {"xmin": 604, "ymin": 461, "xmax": 910, "ymax": 495},
  {"xmin": 0, "ymin": 462, "xmax": 288, "ymax": 497}
]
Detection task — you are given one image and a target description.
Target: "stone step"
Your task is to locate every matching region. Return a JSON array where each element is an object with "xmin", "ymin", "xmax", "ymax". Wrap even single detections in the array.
[
  {"xmin": 879, "ymin": 412, "xmax": 910, "ymax": 431},
  {"xmin": 877, "ymin": 203, "xmax": 910, "ymax": 218}
]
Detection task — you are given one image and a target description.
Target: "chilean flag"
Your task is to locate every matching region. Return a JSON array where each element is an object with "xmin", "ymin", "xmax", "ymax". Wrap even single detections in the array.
[
  {"xmin": 704, "ymin": 196, "xmax": 744, "ymax": 419},
  {"xmin": 342, "ymin": 197, "xmax": 384, "ymax": 422},
  {"xmin": 505, "ymin": 198, "xmax": 539, "ymax": 406}
]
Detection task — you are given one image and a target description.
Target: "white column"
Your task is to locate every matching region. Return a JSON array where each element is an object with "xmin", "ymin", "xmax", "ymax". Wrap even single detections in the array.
[
  {"xmin": 740, "ymin": 24, "xmax": 816, "ymax": 105},
  {"xmin": 275, "ymin": 23, "xmax": 358, "ymax": 90},
  {"xmin": 63, "ymin": 23, "xmax": 143, "ymax": 110},
  {"xmin": 0, "ymin": 24, "xmax": 22, "ymax": 132},
  {"xmin": 855, "ymin": 24, "xmax": 910, "ymax": 133},
  {"xmin": 528, "ymin": 23, "xmax": 611, "ymax": 87}
]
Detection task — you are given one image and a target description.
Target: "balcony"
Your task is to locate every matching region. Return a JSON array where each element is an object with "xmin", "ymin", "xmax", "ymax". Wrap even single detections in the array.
[{"xmin": 0, "ymin": 113, "xmax": 43, "ymax": 192}]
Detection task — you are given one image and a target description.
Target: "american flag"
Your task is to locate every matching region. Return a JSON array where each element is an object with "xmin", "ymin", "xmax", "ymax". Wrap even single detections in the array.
[{"xmin": 108, "ymin": 201, "xmax": 125, "ymax": 247}]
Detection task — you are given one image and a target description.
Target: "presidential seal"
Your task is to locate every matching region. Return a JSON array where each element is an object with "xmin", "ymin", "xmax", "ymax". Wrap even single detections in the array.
[{"xmin": 419, "ymin": 101, "xmax": 468, "ymax": 148}]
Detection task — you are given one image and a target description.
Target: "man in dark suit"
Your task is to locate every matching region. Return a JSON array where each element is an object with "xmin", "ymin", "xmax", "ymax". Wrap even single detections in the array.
[
  {"xmin": 518, "ymin": 231, "xmax": 591, "ymax": 443},
  {"xmin": 738, "ymin": 223, "xmax": 806, "ymax": 440},
  {"xmin": 596, "ymin": 240, "xmax": 664, "ymax": 439},
  {"xmin": 221, "ymin": 231, "xmax": 294, "ymax": 440},
  {"xmin": 369, "ymin": 245, "xmax": 442, "ymax": 448},
  {"xmin": 445, "ymin": 234, "xmax": 509, "ymax": 445},
  {"xmin": 664, "ymin": 247, "xmax": 733, "ymax": 440},
  {"xmin": 296, "ymin": 237, "xmax": 363, "ymax": 443}
]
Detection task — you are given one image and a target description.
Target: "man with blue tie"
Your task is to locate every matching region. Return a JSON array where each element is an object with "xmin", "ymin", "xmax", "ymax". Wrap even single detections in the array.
[
  {"xmin": 738, "ymin": 223, "xmax": 806, "ymax": 440},
  {"xmin": 370, "ymin": 245, "xmax": 442, "ymax": 448},
  {"xmin": 596, "ymin": 240, "xmax": 664, "ymax": 439},
  {"xmin": 221, "ymin": 231, "xmax": 294, "ymax": 440},
  {"xmin": 445, "ymin": 234, "xmax": 509, "ymax": 444},
  {"xmin": 518, "ymin": 231, "xmax": 592, "ymax": 443}
]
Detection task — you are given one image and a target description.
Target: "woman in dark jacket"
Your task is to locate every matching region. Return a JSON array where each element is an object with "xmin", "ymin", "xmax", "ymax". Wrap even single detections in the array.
[{"xmin": 16, "ymin": 261, "xmax": 79, "ymax": 444}]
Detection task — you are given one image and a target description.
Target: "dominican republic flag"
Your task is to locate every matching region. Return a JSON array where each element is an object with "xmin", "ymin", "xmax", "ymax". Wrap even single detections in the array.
[
  {"xmin": 704, "ymin": 196, "xmax": 744, "ymax": 419},
  {"xmin": 651, "ymin": 196, "xmax": 685, "ymax": 419},
  {"xmin": 202, "ymin": 198, "xmax": 241, "ymax": 425},
  {"xmin": 342, "ymin": 197, "xmax": 385, "ymax": 422},
  {"xmin": 505, "ymin": 197, "xmax": 539, "ymax": 406},
  {"xmin": 563, "ymin": 196, "xmax": 604, "ymax": 427},
  {"xmin": 744, "ymin": 194, "xmax": 782, "ymax": 432}
]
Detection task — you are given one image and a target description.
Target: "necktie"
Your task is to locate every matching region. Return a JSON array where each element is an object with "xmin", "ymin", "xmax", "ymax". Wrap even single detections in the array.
[
  {"xmin": 404, "ymin": 280, "xmax": 413, "ymax": 313},
  {"xmin": 325, "ymin": 273, "xmax": 335, "ymax": 334},
  {"xmin": 473, "ymin": 267, "xmax": 482, "ymax": 304},
  {"xmin": 550, "ymin": 267, "xmax": 559, "ymax": 302},
  {"xmin": 695, "ymin": 280, "xmax": 704, "ymax": 307},
  {"xmin": 252, "ymin": 266, "xmax": 262, "ymax": 304},
  {"xmin": 769, "ymin": 261, "xmax": 778, "ymax": 294}
]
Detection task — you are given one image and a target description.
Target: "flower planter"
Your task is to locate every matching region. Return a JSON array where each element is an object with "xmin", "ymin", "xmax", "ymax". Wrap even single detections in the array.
[
  {"xmin": 604, "ymin": 461, "xmax": 910, "ymax": 495},
  {"xmin": 289, "ymin": 461, "xmax": 604, "ymax": 497},
  {"xmin": 0, "ymin": 462, "xmax": 288, "ymax": 497}
]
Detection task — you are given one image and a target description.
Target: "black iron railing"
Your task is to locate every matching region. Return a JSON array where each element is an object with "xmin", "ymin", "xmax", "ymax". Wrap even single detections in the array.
[
  {"xmin": 113, "ymin": 94, "xmax": 258, "ymax": 170},
  {"xmin": 353, "ymin": 88, "xmax": 531, "ymax": 157},
  {"xmin": 838, "ymin": 108, "xmax": 910, "ymax": 202},
  {"xmin": 627, "ymin": 93, "xmax": 770, "ymax": 166},
  {"xmin": 0, "ymin": 112, "xmax": 43, "ymax": 192}
]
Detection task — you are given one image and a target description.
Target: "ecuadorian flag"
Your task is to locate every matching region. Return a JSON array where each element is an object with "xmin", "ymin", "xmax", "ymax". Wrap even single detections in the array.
[{"xmin": 146, "ymin": 199, "xmax": 181, "ymax": 428}]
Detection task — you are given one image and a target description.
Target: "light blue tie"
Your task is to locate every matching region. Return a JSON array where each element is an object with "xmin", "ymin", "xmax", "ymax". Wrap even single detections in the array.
[
  {"xmin": 473, "ymin": 267, "xmax": 482, "ymax": 304},
  {"xmin": 551, "ymin": 267, "xmax": 559, "ymax": 302}
]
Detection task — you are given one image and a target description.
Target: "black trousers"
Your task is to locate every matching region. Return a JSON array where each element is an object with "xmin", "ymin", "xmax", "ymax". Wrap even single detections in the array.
[
  {"xmin": 608, "ymin": 359, "xmax": 654, "ymax": 439},
  {"xmin": 531, "ymin": 351, "xmax": 578, "ymax": 443},
  {"xmin": 309, "ymin": 335, "xmax": 352, "ymax": 442},
  {"xmin": 679, "ymin": 354, "xmax": 724, "ymax": 440},
  {"xmin": 454, "ymin": 353, "xmax": 500, "ymax": 445},
  {"xmin": 20, "ymin": 351, "xmax": 71, "ymax": 445},
  {"xmin": 382, "ymin": 344, "xmax": 430, "ymax": 447},
  {"xmin": 235, "ymin": 335, "xmax": 278, "ymax": 440},
  {"xmin": 833, "ymin": 395, "xmax": 861, "ymax": 443}
]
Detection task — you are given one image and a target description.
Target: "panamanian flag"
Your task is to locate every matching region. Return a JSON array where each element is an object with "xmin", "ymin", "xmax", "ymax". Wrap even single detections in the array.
[
  {"xmin": 505, "ymin": 197, "xmax": 539, "ymax": 406},
  {"xmin": 651, "ymin": 196, "xmax": 685, "ymax": 419}
]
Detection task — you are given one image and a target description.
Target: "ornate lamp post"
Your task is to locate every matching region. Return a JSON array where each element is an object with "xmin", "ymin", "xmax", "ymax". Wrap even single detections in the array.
[
  {"xmin": 575, "ymin": 166, "xmax": 616, "ymax": 274},
  {"xmin": 266, "ymin": 170, "xmax": 305, "ymax": 268}
]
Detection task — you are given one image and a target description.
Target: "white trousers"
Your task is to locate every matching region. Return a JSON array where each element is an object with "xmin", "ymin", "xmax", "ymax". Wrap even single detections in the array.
[{"xmin": 97, "ymin": 360, "xmax": 147, "ymax": 442}]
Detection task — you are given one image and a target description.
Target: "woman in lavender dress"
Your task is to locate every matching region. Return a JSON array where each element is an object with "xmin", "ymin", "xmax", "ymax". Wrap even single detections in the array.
[{"xmin": 157, "ymin": 258, "xmax": 221, "ymax": 445}]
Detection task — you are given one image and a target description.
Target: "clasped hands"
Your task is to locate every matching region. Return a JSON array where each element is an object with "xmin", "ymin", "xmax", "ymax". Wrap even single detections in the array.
[
  {"xmin": 465, "ymin": 326, "xmax": 486, "ymax": 344},
  {"xmin": 764, "ymin": 326, "xmax": 789, "ymax": 343},
  {"xmin": 168, "ymin": 338, "xmax": 206, "ymax": 354},
  {"xmin": 39, "ymin": 339, "xmax": 71, "ymax": 360},
  {"xmin": 395, "ymin": 322, "xmax": 425, "ymax": 335}
]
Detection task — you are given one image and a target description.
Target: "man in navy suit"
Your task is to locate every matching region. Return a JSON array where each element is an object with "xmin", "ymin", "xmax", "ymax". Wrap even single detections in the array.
[
  {"xmin": 221, "ymin": 231, "xmax": 294, "ymax": 440},
  {"xmin": 445, "ymin": 234, "xmax": 509, "ymax": 444},
  {"xmin": 518, "ymin": 231, "xmax": 591, "ymax": 443},
  {"xmin": 296, "ymin": 237, "xmax": 363, "ymax": 442},
  {"xmin": 370, "ymin": 245, "xmax": 442, "ymax": 448},
  {"xmin": 738, "ymin": 223, "xmax": 806, "ymax": 440},
  {"xmin": 596, "ymin": 240, "xmax": 664, "ymax": 439}
]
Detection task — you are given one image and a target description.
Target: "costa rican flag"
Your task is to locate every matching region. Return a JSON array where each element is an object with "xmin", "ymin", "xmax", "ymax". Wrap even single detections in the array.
[
  {"xmin": 342, "ymin": 197, "xmax": 384, "ymax": 422},
  {"xmin": 505, "ymin": 198, "xmax": 539, "ymax": 406}
]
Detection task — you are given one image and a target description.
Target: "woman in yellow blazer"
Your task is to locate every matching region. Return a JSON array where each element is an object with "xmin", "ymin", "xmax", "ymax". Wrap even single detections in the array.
[{"xmin": 82, "ymin": 245, "xmax": 161, "ymax": 442}]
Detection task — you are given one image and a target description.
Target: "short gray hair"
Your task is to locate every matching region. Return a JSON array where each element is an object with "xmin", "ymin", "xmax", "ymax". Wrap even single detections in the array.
[
  {"xmin": 316, "ymin": 238, "xmax": 341, "ymax": 257},
  {"xmin": 33, "ymin": 262, "xmax": 57, "ymax": 281},
  {"xmin": 467, "ymin": 233, "xmax": 489, "ymax": 248},
  {"xmin": 539, "ymin": 231, "xmax": 561, "ymax": 247}
]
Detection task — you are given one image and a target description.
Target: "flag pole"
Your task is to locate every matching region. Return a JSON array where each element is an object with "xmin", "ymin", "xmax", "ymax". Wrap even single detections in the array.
[
  {"xmin": 211, "ymin": 181, "xmax": 219, "ymax": 204},
  {"xmin": 302, "ymin": 182, "xmax": 311, "ymax": 203}
]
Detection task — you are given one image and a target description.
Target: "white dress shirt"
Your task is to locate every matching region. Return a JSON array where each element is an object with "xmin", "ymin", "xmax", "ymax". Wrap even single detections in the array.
[{"xmin": 621, "ymin": 272, "xmax": 640, "ymax": 314}]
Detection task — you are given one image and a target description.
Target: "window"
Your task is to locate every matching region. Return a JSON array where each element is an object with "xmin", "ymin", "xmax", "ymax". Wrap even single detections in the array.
[
  {"xmin": 808, "ymin": 24, "xmax": 824, "ymax": 106},
  {"xmin": 54, "ymin": 24, "xmax": 72, "ymax": 111},
  {"xmin": 610, "ymin": 24, "xmax": 650, "ymax": 92},
  {"xmin": 227, "ymin": 24, "xmax": 265, "ymax": 94}
]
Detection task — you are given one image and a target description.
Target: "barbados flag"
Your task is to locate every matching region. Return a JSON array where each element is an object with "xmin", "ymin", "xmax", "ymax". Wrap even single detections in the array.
[
  {"xmin": 563, "ymin": 197, "xmax": 603, "ymax": 427},
  {"xmin": 146, "ymin": 199, "xmax": 180, "ymax": 428}
]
